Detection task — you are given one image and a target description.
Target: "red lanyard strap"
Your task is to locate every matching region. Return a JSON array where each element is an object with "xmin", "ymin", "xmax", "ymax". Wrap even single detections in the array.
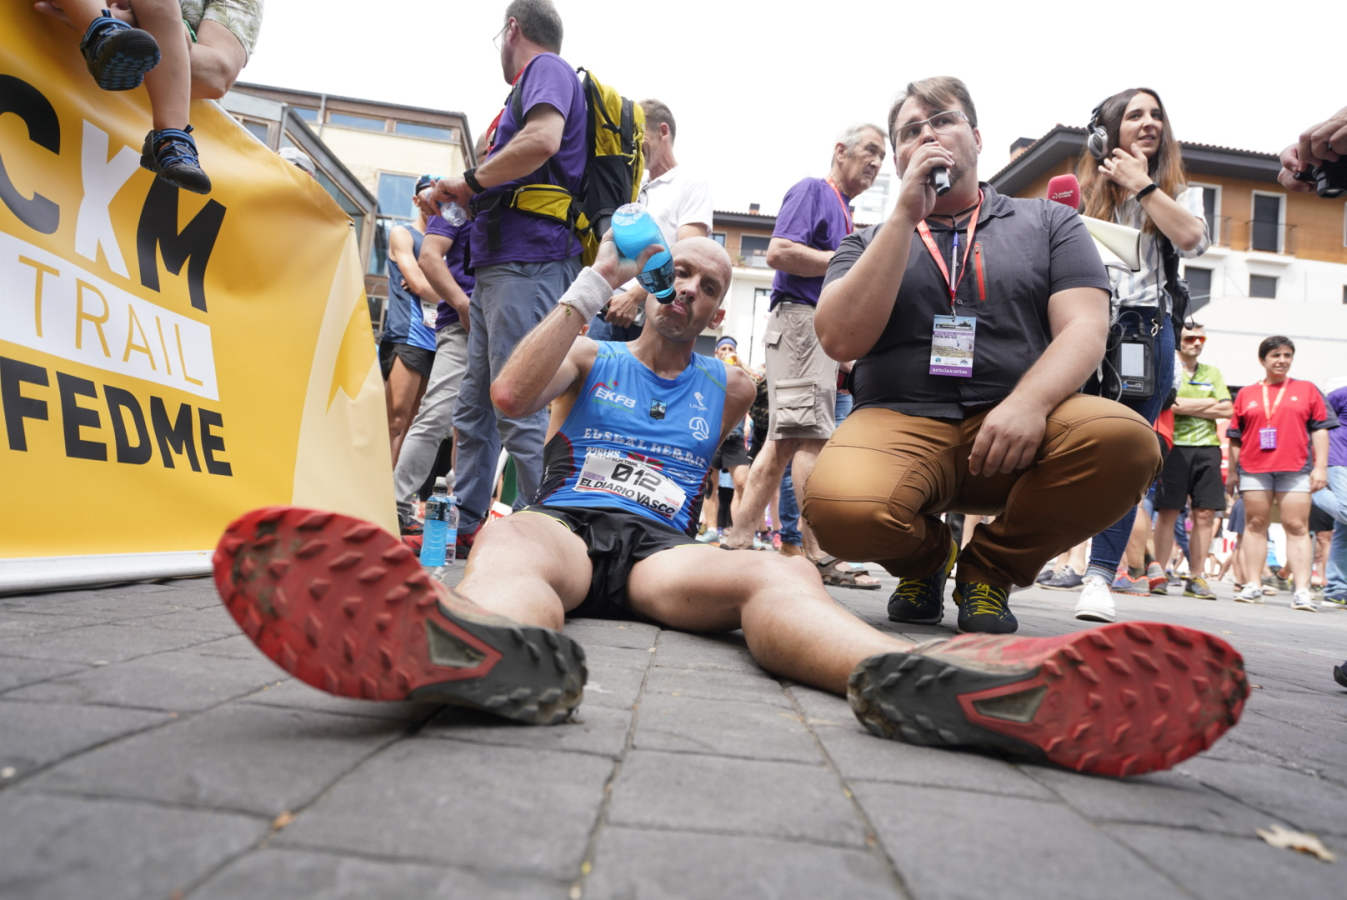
[
  {"xmin": 1260, "ymin": 380, "xmax": 1288, "ymax": 420},
  {"xmin": 916, "ymin": 191, "xmax": 983, "ymax": 307},
  {"xmin": 825, "ymin": 178, "xmax": 854, "ymax": 235}
]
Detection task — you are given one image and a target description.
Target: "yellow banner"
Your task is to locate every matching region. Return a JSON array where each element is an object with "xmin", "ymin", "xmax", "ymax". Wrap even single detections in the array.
[{"xmin": 0, "ymin": 9, "xmax": 394, "ymax": 581}]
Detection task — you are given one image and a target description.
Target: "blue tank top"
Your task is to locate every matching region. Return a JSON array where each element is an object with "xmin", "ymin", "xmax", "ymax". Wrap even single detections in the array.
[
  {"xmin": 382, "ymin": 225, "xmax": 437, "ymax": 351},
  {"xmin": 538, "ymin": 342, "xmax": 728, "ymax": 534}
]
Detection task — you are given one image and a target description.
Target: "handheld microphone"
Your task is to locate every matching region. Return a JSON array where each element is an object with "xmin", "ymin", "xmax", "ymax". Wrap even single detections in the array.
[
  {"xmin": 930, "ymin": 167, "xmax": 951, "ymax": 196},
  {"xmin": 1046, "ymin": 173, "xmax": 1082, "ymax": 211}
]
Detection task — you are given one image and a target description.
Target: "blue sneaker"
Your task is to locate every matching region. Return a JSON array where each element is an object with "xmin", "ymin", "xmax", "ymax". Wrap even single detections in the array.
[
  {"xmin": 141, "ymin": 126, "xmax": 212, "ymax": 194},
  {"xmin": 888, "ymin": 537, "xmax": 957, "ymax": 625},
  {"xmin": 80, "ymin": 11, "xmax": 161, "ymax": 91}
]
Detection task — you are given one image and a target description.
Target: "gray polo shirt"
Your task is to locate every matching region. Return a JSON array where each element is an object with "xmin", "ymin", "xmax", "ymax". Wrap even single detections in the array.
[{"xmin": 825, "ymin": 183, "xmax": 1108, "ymax": 420}]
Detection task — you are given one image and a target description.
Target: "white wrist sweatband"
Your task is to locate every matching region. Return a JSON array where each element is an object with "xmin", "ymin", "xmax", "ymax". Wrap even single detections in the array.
[{"xmin": 558, "ymin": 266, "xmax": 612, "ymax": 321}]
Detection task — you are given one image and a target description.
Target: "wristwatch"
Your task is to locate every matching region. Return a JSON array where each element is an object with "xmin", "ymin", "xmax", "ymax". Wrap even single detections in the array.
[{"xmin": 463, "ymin": 167, "xmax": 485, "ymax": 194}]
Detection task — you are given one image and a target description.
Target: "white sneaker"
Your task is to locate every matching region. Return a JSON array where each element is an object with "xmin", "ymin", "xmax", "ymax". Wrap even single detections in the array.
[
  {"xmin": 1074, "ymin": 574, "xmax": 1117, "ymax": 622},
  {"xmin": 1234, "ymin": 584, "xmax": 1264, "ymax": 604},
  {"xmin": 1291, "ymin": 590, "xmax": 1318, "ymax": 612}
]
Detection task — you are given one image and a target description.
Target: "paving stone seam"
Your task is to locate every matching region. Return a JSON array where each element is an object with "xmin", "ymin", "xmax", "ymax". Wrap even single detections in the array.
[
  {"xmin": 176, "ymin": 724, "xmax": 432, "ymax": 898},
  {"xmin": 0, "ymin": 714, "xmax": 175, "ymax": 792},
  {"xmin": 9, "ymin": 786, "xmax": 276, "ymax": 822},
  {"xmin": 1202, "ymin": 736, "xmax": 1347, "ymax": 791},
  {"xmin": 409, "ymin": 728, "xmax": 625, "ymax": 761},
  {"xmin": 783, "ymin": 685, "xmax": 914, "ymax": 899},
  {"xmin": 237, "ymin": 837, "xmax": 577, "ymax": 888},
  {"xmin": 235, "ymin": 694, "xmax": 441, "ymax": 723},
  {"xmin": 0, "ymin": 688, "xmax": 284, "ymax": 716},
  {"xmin": 572, "ymin": 625, "xmax": 661, "ymax": 900},
  {"xmin": 0, "ymin": 658, "xmax": 94, "ymax": 696},
  {"xmin": 588, "ymin": 819, "xmax": 901, "ymax": 855},
  {"xmin": 0, "ymin": 627, "xmax": 254, "ymax": 672}
]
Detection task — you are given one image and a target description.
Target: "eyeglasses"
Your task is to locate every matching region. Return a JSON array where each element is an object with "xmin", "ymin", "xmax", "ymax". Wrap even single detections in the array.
[
  {"xmin": 895, "ymin": 109, "xmax": 968, "ymax": 145},
  {"xmin": 492, "ymin": 20, "xmax": 510, "ymax": 51},
  {"xmin": 1182, "ymin": 336, "xmax": 1206, "ymax": 344}
]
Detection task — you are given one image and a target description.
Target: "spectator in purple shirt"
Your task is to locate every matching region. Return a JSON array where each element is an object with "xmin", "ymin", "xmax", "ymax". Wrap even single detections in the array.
[
  {"xmin": 430, "ymin": 0, "xmax": 586, "ymax": 551},
  {"xmin": 718, "ymin": 125, "xmax": 886, "ymax": 587},
  {"xmin": 1313, "ymin": 379, "xmax": 1347, "ymax": 606}
]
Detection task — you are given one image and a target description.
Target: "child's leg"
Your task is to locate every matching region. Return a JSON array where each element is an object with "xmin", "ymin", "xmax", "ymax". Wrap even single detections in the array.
[
  {"xmin": 128, "ymin": 0, "xmax": 188, "ymax": 130},
  {"xmin": 50, "ymin": 0, "xmax": 106, "ymax": 33}
]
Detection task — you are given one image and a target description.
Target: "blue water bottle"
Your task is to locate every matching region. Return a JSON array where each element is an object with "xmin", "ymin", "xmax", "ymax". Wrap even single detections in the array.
[
  {"xmin": 420, "ymin": 477, "xmax": 451, "ymax": 573},
  {"xmin": 611, "ymin": 203, "xmax": 674, "ymax": 300}
]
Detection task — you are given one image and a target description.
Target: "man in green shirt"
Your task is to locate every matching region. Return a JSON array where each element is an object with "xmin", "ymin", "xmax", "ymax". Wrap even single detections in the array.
[{"xmin": 1154, "ymin": 324, "xmax": 1233, "ymax": 598}]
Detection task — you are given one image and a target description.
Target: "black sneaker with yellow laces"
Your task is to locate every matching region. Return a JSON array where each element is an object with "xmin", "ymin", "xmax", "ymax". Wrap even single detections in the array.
[
  {"xmin": 887, "ymin": 537, "xmax": 957, "ymax": 626},
  {"xmin": 954, "ymin": 582, "xmax": 1018, "ymax": 634}
]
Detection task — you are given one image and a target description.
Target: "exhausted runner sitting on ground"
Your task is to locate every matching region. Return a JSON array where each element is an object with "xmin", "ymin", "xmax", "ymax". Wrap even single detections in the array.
[{"xmin": 214, "ymin": 234, "xmax": 1248, "ymax": 778}]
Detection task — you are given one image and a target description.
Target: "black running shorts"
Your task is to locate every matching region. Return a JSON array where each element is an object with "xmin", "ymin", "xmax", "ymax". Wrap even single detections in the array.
[
  {"xmin": 524, "ymin": 505, "xmax": 696, "ymax": 619},
  {"xmin": 1155, "ymin": 445, "xmax": 1226, "ymax": 511},
  {"xmin": 379, "ymin": 339, "xmax": 435, "ymax": 380}
]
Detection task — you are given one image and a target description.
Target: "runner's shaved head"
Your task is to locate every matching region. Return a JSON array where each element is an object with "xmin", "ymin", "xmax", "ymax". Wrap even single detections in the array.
[{"xmin": 670, "ymin": 237, "xmax": 733, "ymax": 302}]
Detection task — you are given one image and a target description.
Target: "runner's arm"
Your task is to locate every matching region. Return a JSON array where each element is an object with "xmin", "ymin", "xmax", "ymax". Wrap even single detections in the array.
[
  {"xmin": 492, "ymin": 234, "xmax": 655, "ymax": 417},
  {"xmin": 717, "ymin": 367, "xmax": 757, "ymax": 443},
  {"xmin": 388, "ymin": 227, "xmax": 438, "ymax": 303}
]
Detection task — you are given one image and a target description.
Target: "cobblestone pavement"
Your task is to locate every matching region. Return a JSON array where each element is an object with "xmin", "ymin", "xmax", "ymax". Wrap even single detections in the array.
[{"xmin": 2, "ymin": 569, "xmax": 1344, "ymax": 899}]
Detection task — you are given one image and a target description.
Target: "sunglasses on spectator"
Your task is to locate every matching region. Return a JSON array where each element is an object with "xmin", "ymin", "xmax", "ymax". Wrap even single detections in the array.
[{"xmin": 1182, "ymin": 336, "xmax": 1206, "ymax": 344}]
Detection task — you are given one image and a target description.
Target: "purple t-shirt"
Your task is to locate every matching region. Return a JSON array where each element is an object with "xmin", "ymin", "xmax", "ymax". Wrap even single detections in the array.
[
  {"xmin": 469, "ymin": 53, "xmax": 586, "ymax": 268},
  {"xmin": 425, "ymin": 215, "xmax": 474, "ymax": 328},
  {"xmin": 1327, "ymin": 384, "xmax": 1347, "ymax": 467},
  {"xmin": 770, "ymin": 177, "xmax": 852, "ymax": 308}
]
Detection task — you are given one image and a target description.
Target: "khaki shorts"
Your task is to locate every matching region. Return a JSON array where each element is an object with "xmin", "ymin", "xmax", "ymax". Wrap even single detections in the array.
[{"xmin": 765, "ymin": 302, "xmax": 837, "ymax": 440}]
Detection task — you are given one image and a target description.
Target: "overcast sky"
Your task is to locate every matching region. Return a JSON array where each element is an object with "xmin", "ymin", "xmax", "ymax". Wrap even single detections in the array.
[{"xmin": 241, "ymin": 1, "xmax": 1338, "ymax": 215}]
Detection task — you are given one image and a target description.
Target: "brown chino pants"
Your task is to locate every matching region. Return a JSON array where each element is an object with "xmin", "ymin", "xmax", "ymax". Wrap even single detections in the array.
[{"xmin": 802, "ymin": 395, "xmax": 1162, "ymax": 588}]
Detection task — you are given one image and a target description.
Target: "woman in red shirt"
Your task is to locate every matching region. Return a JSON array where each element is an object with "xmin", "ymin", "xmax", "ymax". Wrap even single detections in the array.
[{"xmin": 1226, "ymin": 336, "xmax": 1333, "ymax": 609}]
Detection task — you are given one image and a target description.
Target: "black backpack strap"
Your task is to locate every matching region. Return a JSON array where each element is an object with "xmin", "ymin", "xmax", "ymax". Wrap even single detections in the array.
[{"xmin": 1158, "ymin": 234, "xmax": 1191, "ymax": 334}]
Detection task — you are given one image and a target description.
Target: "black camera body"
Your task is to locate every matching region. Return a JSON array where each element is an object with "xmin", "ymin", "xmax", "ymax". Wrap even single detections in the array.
[{"xmin": 1295, "ymin": 156, "xmax": 1347, "ymax": 198}]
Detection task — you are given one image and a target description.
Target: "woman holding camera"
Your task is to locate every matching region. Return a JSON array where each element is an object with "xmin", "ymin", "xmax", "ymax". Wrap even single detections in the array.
[
  {"xmin": 1072, "ymin": 87, "xmax": 1211, "ymax": 622},
  {"xmin": 1227, "ymin": 337, "xmax": 1332, "ymax": 610}
]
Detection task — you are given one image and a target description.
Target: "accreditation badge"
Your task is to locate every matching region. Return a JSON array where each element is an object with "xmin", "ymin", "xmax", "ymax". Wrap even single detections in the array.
[{"xmin": 929, "ymin": 315, "xmax": 976, "ymax": 378}]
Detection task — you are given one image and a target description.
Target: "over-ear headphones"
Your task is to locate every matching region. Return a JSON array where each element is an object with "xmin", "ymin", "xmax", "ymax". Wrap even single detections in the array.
[{"xmin": 1086, "ymin": 102, "xmax": 1109, "ymax": 160}]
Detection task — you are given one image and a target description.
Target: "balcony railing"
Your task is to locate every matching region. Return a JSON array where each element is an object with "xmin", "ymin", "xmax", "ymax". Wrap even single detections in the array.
[{"xmin": 1212, "ymin": 216, "xmax": 1300, "ymax": 255}]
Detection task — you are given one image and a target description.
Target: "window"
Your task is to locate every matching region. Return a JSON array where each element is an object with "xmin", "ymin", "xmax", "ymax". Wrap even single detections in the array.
[
  {"xmin": 1190, "ymin": 182, "xmax": 1220, "ymax": 244},
  {"xmin": 395, "ymin": 121, "xmax": 455, "ymax": 141},
  {"xmin": 328, "ymin": 112, "xmax": 386, "ymax": 132},
  {"xmin": 740, "ymin": 235, "xmax": 770, "ymax": 267},
  {"xmin": 1250, "ymin": 192, "xmax": 1283, "ymax": 253},
  {"xmin": 371, "ymin": 173, "xmax": 419, "ymax": 274},
  {"xmin": 711, "ymin": 232, "xmax": 727, "ymax": 247},
  {"xmin": 1184, "ymin": 266, "xmax": 1212, "ymax": 313},
  {"xmin": 239, "ymin": 119, "xmax": 269, "ymax": 143},
  {"xmin": 292, "ymin": 107, "xmax": 319, "ymax": 122},
  {"xmin": 1249, "ymin": 274, "xmax": 1278, "ymax": 298}
]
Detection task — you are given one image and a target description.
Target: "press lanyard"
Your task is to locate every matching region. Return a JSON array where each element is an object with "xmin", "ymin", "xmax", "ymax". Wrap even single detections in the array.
[
  {"xmin": 916, "ymin": 191, "xmax": 983, "ymax": 307},
  {"xmin": 1261, "ymin": 380, "xmax": 1288, "ymax": 421},
  {"xmin": 825, "ymin": 178, "xmax": 854, "ymax": 235}
]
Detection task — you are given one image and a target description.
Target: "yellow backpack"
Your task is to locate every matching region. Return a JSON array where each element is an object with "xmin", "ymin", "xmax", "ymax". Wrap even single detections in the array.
[{"xmin": 499, "ymin": 67, "xmax": 644, "ymax": 265}]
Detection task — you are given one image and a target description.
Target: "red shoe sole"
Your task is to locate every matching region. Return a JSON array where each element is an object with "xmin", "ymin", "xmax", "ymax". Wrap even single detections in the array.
[
  {"xmin": 850, "ymin": 621, "xmax": 1249, "ymax": 777},
  {"xmin": 213, "ymin": 506, "xmax": 585, "ymax": 724}
]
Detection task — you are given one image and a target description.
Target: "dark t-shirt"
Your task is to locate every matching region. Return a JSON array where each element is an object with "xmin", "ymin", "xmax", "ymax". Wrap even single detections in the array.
[
  {"xmin": 824, "ymin": 184, "xmax": 1108, "ymax": 419},
  {"xmin": 770, "ymin": 177, "xmax": 852, "ymax": 308},
  {"xmin": 470, "ymin": 52, "xmax": 586, "ymax": 267}
]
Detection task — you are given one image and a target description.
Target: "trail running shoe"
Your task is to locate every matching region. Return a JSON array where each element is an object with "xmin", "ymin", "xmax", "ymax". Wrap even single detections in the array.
[
  {"xmin": 1291, "ymin": 590, "xmax": 1318, "ymax": 612},
  {"xmin": 141, "ymin": 126, "xmax": 211, "ymax": 194},
  {"xmin": 848, "ymin": 621, "xmax": 1249, "ymax": 777},
  {"xmin": 953, "ymin": 582, "xmax": 1018, "ymax": 633},
  {"xmin": 1184, "ymin": 576, "xmax": 1217, "ymax": 600},
  {"xmin": 1147, "ymin": 562, "xmax": 1168, "ymax": 595},
  {"xmin": 888, "ymin": 536, "xmax": 957, "ymax": 625},
  {"xmin": 80, "ymin": 11, "xmax": 160, "ymax": 91},
  {"xmin": 1111, "ymin": 572, "xmax": 1150, "ymax": 596},
  {"xmin": 213, "ymin": 506, "xmax": 586, "ymax": 724},
  {"xmin": 1234, "ymin": 584, "xmax": 1264, "ymax": 604},
  {"xmin": 1041, "ymin": 566, "xmax": 1084, "ymax": 591}
]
